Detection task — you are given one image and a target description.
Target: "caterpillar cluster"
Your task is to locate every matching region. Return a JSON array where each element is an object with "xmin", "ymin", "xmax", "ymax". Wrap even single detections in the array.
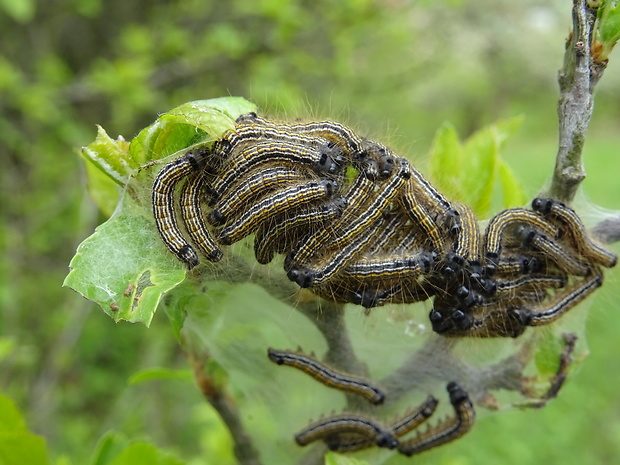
[
  {"xmin": 268, "ymin": 348, "xmax": 474, "ymax": 456},
  {"xmin": 152, "ymin": 112, "xmax": 617, "ymax": 338}
]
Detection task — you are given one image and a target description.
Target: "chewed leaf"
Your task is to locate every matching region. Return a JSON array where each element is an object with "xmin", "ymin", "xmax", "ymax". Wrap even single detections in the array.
[
  {"xmin": 63, "ymin": 169, "xmax": 186, "ymax": 326},
  {"xmin": 65, "ymin": 97, "xmax": 257, "ymax": 326}
]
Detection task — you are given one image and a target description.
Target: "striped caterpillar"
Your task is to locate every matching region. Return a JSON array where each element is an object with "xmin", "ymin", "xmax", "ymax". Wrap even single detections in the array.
[
  {"xmin": 267, "ymin": 348, "xmax": 474, "ymax": 456},
  {"xmin": 152, "ymin": 112, "xmax": 616, "ymax": 339}
]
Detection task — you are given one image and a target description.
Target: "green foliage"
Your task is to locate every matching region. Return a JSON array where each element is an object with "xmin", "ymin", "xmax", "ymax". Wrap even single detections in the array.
[
  {"xmin": 0, "ymin": 392, "xmax": 49, "ymax": 465},
  {"xmin": 428, "ymin": 117, "xmax": 526, "ymax": 217},
  {"xmin": 128, "ymin": 368, "xmax": 193, "ymax": 386},
  {"xmin": 3, "ymin": 2, "xmax": 620, "ymax": 465},
  {"xmin": 66, "ymin": 97, "xmax": 526, "ymax": 334},
  {"xmin": 0, "ymin": 0, "xmax": 35, "ymax": 23},
  {"xmin": 64, "ymin": 98, "xmax": 543, "ymax": 465},
  {"xmin": 90, "ymin": 433, "xmax": 183, "ymax": 465},
  {"xmin": 81, "ymin": 126, "xmax": 135, "ymax": 188},
  {"xmin": 0, "ymin": 388, "xmax": 191, "ymax": 465},
  {"xmin": 63, "ymin": 209, "xmax": 186, "ymax": 326}
]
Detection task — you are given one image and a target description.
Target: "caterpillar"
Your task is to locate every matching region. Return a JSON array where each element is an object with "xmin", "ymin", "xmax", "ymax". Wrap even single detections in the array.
[
  {"xmin": 267, "ymin": 348, "xmax": 386, "ymax": 405},
  {"xmin": 294, "ymin": 414, "xmax": 398, "ymax": 450},
  {"xmin": 217, "ymin": 179, "xmax": 339, "ymax": 246},
  {"xmin": 151, "ymin": 113, "xmax": 616, "ymax": 339},
  {"xmin": 397, "ymin": 382, "xmax": 475, "ymax": 457},
  {"xmin": 532, "ymin": 198, "xmax": 617, "ymax": 268},
  {"xmin": 268, "ymin": 347, "xmax": 476, "ymax": 458}
]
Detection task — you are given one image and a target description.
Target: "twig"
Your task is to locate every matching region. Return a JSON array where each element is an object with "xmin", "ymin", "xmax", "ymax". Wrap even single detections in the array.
[
  {"xmin": 549, "ymin": 0, "xmax": 607, "ymax": 202},
  {"xmin": 189, "ymin": 349, "xmax": 263, "ymax": 465},
  {"xmin": 518, "ymin": 333, "xmax": 579, "ymax": 409}
]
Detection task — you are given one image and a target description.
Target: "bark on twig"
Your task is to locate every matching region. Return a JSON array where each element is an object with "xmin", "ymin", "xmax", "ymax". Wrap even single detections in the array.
[{"xmin": 549, "ymin": 0, "xmax": 607, "ymax": 202}]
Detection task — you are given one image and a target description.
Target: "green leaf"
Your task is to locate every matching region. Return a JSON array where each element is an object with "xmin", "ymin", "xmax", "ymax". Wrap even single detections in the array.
[
  {"xmin": 324, "ymin": 451, "xmax": 370, "ymax": 465},
  {"xmin": 0, "ymin": 432, "xmax": 50, "ymax": 465},
  {"xmin": 82, "ymin": 151, "xmax": 120, "ymax": 217},
  {"xmin": 599, "ymin": 2, "xmax": 620, "ymax": 44},
  {"xmin": 128, "ymin": 97, "xmax": 257, "ymax": 165},
  {"xmin": 66, "ymin": 97, "xmax": 256, "ymax": 326},
  {"xmin": 428, "ymin": 121, "xmax": 465, "ymax": 200},
  {"xmin": 106, "ymin": 442, "xmax": 182, "ymax": 465},
  {"xmin": 63, "ymin": 172, "xmax": 186, "ymax": 326},
  {"xmin": 461, "ymin": 126, "xmax": 499, "ymax": 217},
  {"xmin": 498, "ymin": 159, "xmax": 527, "ymax": 208},
  {"xmin": 0, "ymin": 392, "xmax": 50, "ymax": 465},
  {"xmin": 534, "ymin": 331, "xmax": 565, "ymax": 377},
  {"xmin": 0, "ymin": 393, "xmax": 27, "ymax": 432},
  {"xmin": 90, "ymin": 433, "xmax": 182, "ymax": 465},
  {"xmin": 81, "ymin": 125, "xmax": 136, "ymax": 187},
  {"xmin": 90, "ymin": 432, "xmax": 129, "ymax": 465},
  {"xmin": 461, "ymin": 116, "xmax": 523, "ymax": 217},
  {"xmin": 128, "ymin": 367, "xmax": 193, "ymax": 385}
]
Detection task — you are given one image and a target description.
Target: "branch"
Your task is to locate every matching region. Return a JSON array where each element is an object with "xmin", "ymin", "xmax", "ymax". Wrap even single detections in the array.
[
  {"xmin": 549, "ymin": 0, "xmax": 607, "ymax": 202},
  {"xmin": 189, "ymin": 349, "xmax": 262, "ymax": 465}
]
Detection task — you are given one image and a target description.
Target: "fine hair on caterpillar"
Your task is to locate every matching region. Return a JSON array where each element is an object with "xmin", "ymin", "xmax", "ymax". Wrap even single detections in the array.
[{"xmin": 151, "ymin": 113, "xmax": 616, "ymax": 341}]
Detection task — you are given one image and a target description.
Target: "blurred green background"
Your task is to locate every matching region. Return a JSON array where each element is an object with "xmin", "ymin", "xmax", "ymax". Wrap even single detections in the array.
[{"xmin": 2, "ymin": 0, "xmax": 620, "ymax": 464}]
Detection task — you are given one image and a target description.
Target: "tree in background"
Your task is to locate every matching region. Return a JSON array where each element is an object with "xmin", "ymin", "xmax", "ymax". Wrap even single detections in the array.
[{"xmin": 2, "ymin": 1, "xmax": 620, "ymax": 464}]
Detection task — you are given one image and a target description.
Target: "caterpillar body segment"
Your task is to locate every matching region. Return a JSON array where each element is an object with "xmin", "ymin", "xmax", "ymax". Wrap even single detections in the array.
[
  {"xmin": 217, "ymin": 179, "xmax": 339, "ymax": 246},
  {"xmin": 208, "ymin": 166, "xmax": 308, "ymax": 227},
  {"xmin": 397, "ymin": 383, "xmax": 475, "ymax": 457},
  {"xmin": 152, "ymin": 149, "xmax": 210, "ymax": 268},
  {"xmin": 179, "ymin": 173, "xmax": 223, "ymax": 262},
  {"xmin": 267, "ymin": 348, "xmax": 386, "ymax": 405},
  {"xmin": 254, "ymin": 200, "xmax": 347, "ymax": 265}
]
